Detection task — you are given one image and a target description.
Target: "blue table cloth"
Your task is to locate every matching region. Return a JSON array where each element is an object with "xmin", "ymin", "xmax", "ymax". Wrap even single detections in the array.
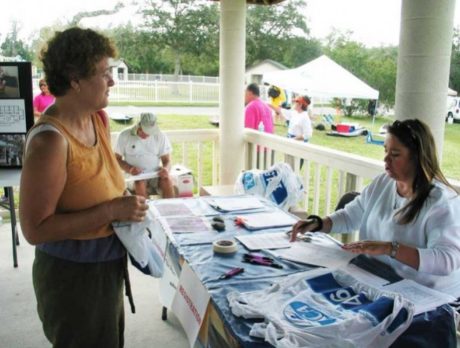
[{"xmin": 152, "ymin": 197, "xmax": 457, "ymax": 348}]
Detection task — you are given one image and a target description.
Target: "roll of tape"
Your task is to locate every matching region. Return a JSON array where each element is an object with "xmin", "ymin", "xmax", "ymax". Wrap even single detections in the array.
[{"xmin": 213, "ymin": 239, "xmax": 238, "ymax": 254}]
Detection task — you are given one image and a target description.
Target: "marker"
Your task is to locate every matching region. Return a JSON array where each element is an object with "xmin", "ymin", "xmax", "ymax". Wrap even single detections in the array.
[
  {"xmin": 218, "ymin": 267, "xmax": 245, "ymax": 280},
  {"xmin": 243, "ymin": 258, "xmax": 283, "ymax": 269},
  {"xmin": 243, "ymin": 253, "xmax": 274, "ymax": 262}
]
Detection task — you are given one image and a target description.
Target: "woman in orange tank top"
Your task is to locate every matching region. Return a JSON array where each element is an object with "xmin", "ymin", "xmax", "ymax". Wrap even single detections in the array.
[{"xmin": 19, "ymin": 28, "xmax": 149, "ymax": 348}]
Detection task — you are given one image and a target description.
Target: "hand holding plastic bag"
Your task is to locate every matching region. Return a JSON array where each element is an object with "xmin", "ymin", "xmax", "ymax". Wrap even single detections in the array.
[{"xmin": 112, "ymin": 210, "xmax": 164, "ymax": 277}]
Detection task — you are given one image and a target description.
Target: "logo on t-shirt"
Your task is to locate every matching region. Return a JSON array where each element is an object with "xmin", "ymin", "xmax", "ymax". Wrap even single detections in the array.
[{"xmin": 284, "ymin": 300, "xmax": 337, "ymax": 328}]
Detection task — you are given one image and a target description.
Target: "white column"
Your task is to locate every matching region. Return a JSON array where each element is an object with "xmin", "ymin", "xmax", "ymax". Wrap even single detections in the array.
[
  {"xmin": 218, "ymin": 0, "xmax": 246, "ymax": 184},
  {"xmin": 395, "ymin": 0, "xmax": 456, "ymax": 158}
]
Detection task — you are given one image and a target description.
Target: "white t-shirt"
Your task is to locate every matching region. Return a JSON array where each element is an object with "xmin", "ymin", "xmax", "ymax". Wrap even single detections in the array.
[
  {"xmin": 115, "ymin": 127, "xmax": 172, "ymax": 172},
  {"xmin": 330, "ymin": 173, "xmax": 460, "ymax": 290},
  {"xmin": 228, "ymin": 269, "xmax": 413, "ymax": 348},
  {"xmin": 282, "ymin": 109, "xmax": 313, "ymax": 140}
]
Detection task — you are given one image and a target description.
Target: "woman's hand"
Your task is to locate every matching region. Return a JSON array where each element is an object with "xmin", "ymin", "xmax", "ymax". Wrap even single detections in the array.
[
  {"xmin": 108, "ymin": 195, "xmax": 149, "ymax": 222},
  {"xmin": 289, "ymin": 220, "xmax": 318, "ymax": 242},
  {"xmin": 341, "ymin": 241, "xmax": 391, "ymax": 256}
]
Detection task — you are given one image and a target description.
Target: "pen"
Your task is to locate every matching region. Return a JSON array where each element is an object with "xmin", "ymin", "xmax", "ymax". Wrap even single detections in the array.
[
  {"xmin": 218, "ymin": 267, "xmax": 245, "ymax": 280},
  {"xmin": 243, "ymin": 258, "xmax": 283, "ymax": 269},
  {"xmin": 243, "ymin": 253, "xmax": 274, "ymax": 262}
]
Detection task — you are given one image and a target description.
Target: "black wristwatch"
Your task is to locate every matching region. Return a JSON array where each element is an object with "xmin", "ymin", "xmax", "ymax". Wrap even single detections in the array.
[{"xmin": 390, "ymin": 241, "xmax": 400, "ymax": 258}]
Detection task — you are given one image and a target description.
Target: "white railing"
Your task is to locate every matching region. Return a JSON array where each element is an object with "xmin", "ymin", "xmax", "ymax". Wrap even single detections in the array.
[
  {"xmin": 243, "ymin": 129, "xmax": 385, "ymax": 216},
  {"xmin": 111, "ymin": 129, "xmax": 220, "ymax": 192},
  {"xmin": 112, "ymin": 128, "xmax": 459, "ymax": 211},
  {"xmin": 243, "ymin": 129, "xmax": 460, "ymax": 215}
]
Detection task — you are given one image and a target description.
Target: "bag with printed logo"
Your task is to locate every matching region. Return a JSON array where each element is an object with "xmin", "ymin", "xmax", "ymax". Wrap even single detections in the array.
[
  {"xmin": 234, "ymin": 162, "xmax": 304, "ymax": 211},
  {"xmin": 227, "ymin": 269, "xmax": 414, "ymax": 348}
]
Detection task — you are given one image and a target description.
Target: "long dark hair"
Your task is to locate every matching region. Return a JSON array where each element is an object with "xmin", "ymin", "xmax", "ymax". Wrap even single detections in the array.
[{"xmin": 388, "ymin": 119, "xmax": 456, "ymax": 224}]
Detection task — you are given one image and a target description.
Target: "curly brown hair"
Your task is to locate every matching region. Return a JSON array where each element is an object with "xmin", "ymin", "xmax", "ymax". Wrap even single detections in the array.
[{"xmin": 40, "ymin": 27, "xmax": 117, "ymax": 97}]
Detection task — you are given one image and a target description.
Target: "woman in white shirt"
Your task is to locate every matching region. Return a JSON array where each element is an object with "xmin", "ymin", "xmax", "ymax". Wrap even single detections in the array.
[
  {"xmin": 290, "ymin": 119, "xmax": 460, "ymax": 290},
  {"xmin": 273, "ymin": 95, "xmax": 313, "ymax": 142}
]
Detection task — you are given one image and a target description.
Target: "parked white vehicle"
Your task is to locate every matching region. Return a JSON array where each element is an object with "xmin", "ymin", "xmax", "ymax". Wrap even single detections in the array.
[{"xmin": 446, "ymin": 96, "xmax": 460, "ymax": 123}]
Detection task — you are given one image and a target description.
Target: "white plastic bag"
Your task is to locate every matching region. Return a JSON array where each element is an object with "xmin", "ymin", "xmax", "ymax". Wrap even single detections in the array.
[
  {"xmin": 235, "ymin": 162, "xmax": 304, "ymax": 211},
  {"xmin": 112, "ymin": 210, "xmax": 164, "ymax": 277}
]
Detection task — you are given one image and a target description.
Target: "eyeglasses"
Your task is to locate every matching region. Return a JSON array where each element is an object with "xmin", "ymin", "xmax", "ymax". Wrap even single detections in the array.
[{"xmin": 392, "ymin": 120, "xmax": 418, "ymax": 144}]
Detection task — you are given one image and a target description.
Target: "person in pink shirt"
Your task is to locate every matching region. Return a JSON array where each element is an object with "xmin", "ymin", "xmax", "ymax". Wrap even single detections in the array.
[
  {"xmin": 244, "ymin": 83, "xmax": 274, "ymax": 134},
  {"xmin": 33, "ymin": 79, "xmax": 55, "ymax": 118}
]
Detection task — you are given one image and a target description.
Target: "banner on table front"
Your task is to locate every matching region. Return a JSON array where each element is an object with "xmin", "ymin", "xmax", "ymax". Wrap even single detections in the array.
[{"xmin": 171, "ymin": 263, "xmax": 210, "ymax": 348}]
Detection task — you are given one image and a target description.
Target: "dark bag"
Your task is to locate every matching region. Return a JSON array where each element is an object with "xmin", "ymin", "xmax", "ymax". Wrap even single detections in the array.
[{"xmin": 268, "ymin": 86, "xmax": 281, "ymax": 98}]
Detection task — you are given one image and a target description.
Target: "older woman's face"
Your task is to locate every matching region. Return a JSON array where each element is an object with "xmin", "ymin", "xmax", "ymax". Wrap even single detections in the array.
[
  {"xmin": 383, "ymin": 133, "xmax": 416, "ymax": 183},
  {"xmin": 79, "ymin": 57, "xmax": 114, "ymax": 110}
]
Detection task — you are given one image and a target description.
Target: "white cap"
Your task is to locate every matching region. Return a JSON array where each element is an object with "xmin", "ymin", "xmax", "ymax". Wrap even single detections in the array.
[{"xmin": 138, "ymin": 112, "xmax": 158, "ymax": 136}]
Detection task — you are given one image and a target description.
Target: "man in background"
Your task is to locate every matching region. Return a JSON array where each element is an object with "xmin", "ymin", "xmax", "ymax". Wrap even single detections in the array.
[
  {"xmin": 244, "ymin": 83, "xmax": 274, "ymax": 134},
  {"xmin": 115, "ymin": 112, "xmax": 174, "ymax": 198}
]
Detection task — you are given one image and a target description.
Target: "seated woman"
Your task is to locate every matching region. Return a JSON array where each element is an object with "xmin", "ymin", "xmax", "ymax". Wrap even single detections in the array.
[{"xmin": 290, "ymin": 119, "xmax": 460, "ymax": 290}]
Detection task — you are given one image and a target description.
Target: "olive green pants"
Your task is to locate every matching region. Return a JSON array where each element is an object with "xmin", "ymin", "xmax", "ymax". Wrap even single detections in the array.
[{"xmin": 33, "ymin": 249, "xmax": 125, "ymax": 348}]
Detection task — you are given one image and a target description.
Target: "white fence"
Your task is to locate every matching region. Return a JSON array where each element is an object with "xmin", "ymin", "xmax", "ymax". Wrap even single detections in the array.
[
  {"xmin": 110, "ymin": 80, "xmax": 219, "ymax": 104},
  {"xmin": 126, "ymin": 73, "xmax": 219, "ymax": 83}
]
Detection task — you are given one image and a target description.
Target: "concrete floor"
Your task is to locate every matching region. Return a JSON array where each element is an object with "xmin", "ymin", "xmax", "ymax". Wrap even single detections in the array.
[{"xmin": 0, "ymin": 221, "xmax": 189, "ymax": 348}]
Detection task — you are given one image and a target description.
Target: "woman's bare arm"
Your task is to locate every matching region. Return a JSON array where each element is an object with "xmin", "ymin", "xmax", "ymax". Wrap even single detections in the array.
[{"xmin": 19, "ymin": 131, "xmax": 148, "ymax": 245}]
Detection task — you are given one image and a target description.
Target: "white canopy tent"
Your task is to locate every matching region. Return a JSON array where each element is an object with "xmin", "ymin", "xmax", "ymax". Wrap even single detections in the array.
[{"xmin": 263, "ymin": 55, "xmax": 379, "ymax": 100}]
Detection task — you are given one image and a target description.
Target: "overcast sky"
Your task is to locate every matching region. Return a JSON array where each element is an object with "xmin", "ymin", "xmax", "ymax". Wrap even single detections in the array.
[{"xmin": 1, "ymin": 0, "xmax": 459, "ymax": 47}]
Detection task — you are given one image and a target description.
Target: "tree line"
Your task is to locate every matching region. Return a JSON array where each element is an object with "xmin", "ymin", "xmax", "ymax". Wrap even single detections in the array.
[{"xmin": 1, "ymin": 0, "xmax": 459, "ymax": 107}]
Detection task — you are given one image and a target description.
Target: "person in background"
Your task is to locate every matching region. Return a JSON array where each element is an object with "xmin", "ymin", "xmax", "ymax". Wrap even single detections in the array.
[
  {"xmin": 268, "ymin": 85, "xmax": 287, "ymax": 108},
  {"xmin": 272, "ymin": 95, "xmax": 313, "ymax": 143},
  {"xmin": 290, "ymin": 119, "xmax": 460, "ymax": 291},
  {"xmin": 19, "ymin": 27, "xmax": 148, "ymax": 348},
  {"xmin": 33, "ymin": 79, "xmax": 55, "ymax": 119},
  {"xmin": 268, "ymin": 85, "xmax": 288, "ymax": 125},
  {"xmin": 115, "ymin": 112, "xmax": 174, "ymax": 199},
  {"xmin": 245, "ymin": 83, "xmax": 274, "ymax": 134}
]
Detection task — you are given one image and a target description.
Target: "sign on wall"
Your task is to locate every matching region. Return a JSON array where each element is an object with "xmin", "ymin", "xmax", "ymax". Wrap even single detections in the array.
[{"xmin": 0, "ymin": 62, "xmax": 34, "ymax": 168}]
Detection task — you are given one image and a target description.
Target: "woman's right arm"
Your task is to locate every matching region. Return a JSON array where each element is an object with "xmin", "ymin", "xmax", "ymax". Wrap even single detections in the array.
[
  {"xmin": 290, "ymin": 181, "xmax": 372, "ymax": 242},
  {"xmin": 268, "ymin": 104, "xmax": 286, "ymax": 119},
  {"xmin": 19, "ymin": 131, "xmax": 148, "ymax": 245}
]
